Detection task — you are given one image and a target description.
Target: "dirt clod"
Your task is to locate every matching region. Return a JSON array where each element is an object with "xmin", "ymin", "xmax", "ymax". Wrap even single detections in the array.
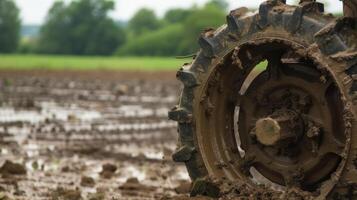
[
  {"xmin": 0, "ymin": 160, "xmax": 26, "ymax": 176},
  {"xmin": 102, "ymin": 163, "xmax": 117, "ymax": 173},
  {"xmin": 80, "ymin": 176, "xmax": 95, "ymax": 188},
  {"xmin": 99, "ymin": 163, "xmax": 117, "ymax": 179},
  {"xmin": 61, "ymin": 166, "xmax": 70, "ymax": 173},
  {"xmin": 119, "ymin": 177, "xmax": 155, "ymax": 192},
  {"xmin": 51, "ymin": 187, "xmax": 82, "ymax": 200},
  {"xmin": 115, "ymin": 84, "xmax": 129, "ymax": 95},
  {"xmin": 175, "ymin": 181, "xmax": 192, "ymax": 194},
  {"xmin": 190, "ymin": 178, "xmax": 220, "ymax": 198}
]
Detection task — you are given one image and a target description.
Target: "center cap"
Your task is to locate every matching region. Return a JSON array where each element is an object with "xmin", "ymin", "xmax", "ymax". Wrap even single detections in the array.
[
  {"xmin": 254, "ymin": 110, "xmax": 303, "ymax": 146},
  {"xmin": 255, "ymin": 117, "xmax": 281, "ymax": 146}
]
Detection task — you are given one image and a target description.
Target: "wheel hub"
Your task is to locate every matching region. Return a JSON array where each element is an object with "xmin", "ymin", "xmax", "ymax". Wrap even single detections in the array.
[
  {"xmin": 233, "ymin": 43, "xmax": 346, "ymax": 190},
  {"xmin": 255, "ymin": 109, "xmax": 303, "ymax": 146}
]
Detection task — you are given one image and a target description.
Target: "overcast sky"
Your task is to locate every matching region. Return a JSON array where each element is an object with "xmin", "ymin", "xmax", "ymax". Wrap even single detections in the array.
[{"xmin": 15, "ymin": 0, "xmax": 342, "ymax": 25}]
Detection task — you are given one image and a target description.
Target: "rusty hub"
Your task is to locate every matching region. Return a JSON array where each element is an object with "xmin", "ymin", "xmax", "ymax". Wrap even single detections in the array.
[
  {"xmin": 235, "ymin": 42, "xmax": 346, "ymax": 190},
  {"xmin": 254, "ymin": 109, "xmax": 303, "ymax": 146}
]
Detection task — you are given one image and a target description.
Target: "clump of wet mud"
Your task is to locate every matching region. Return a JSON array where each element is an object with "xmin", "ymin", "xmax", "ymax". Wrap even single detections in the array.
[
  {"xmin": 80, "ymin": 176, "xmax": 95, "ymax": 187},
  {"xmin": 188, "ymin": 177, "xmax": 315, "ymax": 200},
  {"xmin": 174, "ymin": 181, "xmax": 192, "ymax": 194},
  {"xmin": 99, "ymin": 163, "xmax": 117, "ymax": 179},
  {"xmin": 119, "ymin": 177, "xmax": 155, "ymax": 192},
  {"xmin": 0, "ymin": 160, "xmax": 26, "ymax": 176},
  {"xmin": 51, "ymin": 187, "xmax": 82, "ymax": 200}
]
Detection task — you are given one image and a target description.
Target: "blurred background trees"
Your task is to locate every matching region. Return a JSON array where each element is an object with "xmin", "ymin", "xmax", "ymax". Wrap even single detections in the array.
[
  {"xmin": 37, "ymin": 0, "xmax": 126, "ymax": 55},
  {"xmin": 2, "ymin": 0, "xmax": 339, "ymax": 56},
  {"xmin": 0, "ymin": 0, "xmax": 20, "ymax": 53},
  {"xmin": 128, "ymin": 8, "xmax": 161, "ymax": 37},
  {"xmin": 117, "ymin": 0, "xmax": 226, "ymax": 56},
  {"xmin": 8, "ymin": 0, "xmax": 230, "ymax": 56},
  {"xmin": 164, "ymin": 8, "xmax": 193, "ymax": 24}
]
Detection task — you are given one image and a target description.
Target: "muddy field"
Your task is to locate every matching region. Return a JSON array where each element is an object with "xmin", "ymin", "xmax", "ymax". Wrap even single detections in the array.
[{"xmin": 0, "ymin": 70, "xmax": 197, "ymax": 200}]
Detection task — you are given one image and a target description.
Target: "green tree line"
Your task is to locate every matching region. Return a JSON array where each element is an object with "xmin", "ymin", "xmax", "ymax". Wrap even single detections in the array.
[
  {"xmin": 0, "ymin": 0, "xmax": 230, "ymax": 56},
  {"xmin": 0, "ymin": 0, "xmax": 344, "ymax": 56},
  {"xmin": 0, "ymin": 0, "xmax": 20, "ymax": 53}
]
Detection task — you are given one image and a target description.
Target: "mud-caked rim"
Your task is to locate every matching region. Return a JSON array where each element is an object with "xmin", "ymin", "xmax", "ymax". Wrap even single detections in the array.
[
  {"xmin": 195, "ymin": 39, "xmax": 350, "ymax": 195},
  {"xmin": 169, "ymin": 1, "xmax": 357, "ymax": 198}
]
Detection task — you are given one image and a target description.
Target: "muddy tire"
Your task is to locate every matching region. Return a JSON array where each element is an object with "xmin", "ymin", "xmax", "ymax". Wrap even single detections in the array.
[{"xmin": 170, "ymin": 0, "xmax": 357, "ymax": 199}]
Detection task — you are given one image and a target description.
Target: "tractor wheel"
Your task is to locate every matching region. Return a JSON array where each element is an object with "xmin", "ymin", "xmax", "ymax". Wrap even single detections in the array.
[{"xmin": 169, "ymin": 1, "xmax": 357, "ymax": 199}]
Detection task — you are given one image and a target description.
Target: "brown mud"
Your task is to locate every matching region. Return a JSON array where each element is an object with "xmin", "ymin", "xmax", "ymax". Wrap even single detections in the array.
[{"xmin": 0, "ymin": 70, "xmax": 190, "ymax": 200}]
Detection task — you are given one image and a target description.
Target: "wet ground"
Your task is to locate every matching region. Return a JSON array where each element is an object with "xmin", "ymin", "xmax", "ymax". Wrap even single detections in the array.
[{"xmin": 0, "ymin": 70, "xmax": 192, "ymax": 200}]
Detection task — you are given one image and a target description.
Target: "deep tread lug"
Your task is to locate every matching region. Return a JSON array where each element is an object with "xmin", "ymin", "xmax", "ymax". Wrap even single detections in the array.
[
  {"xmin": 314, "ymin": 17, "xmax": 357, "ymax": 55},
  {"xmin": 169, "ymin": 107, "xmax": 192, "ymax": 123},
  {"xmin": 176, "ymin": 68, "xmax": 199, "ymax": 88},
  {"xmin": 198, "ymin": 35, "xmax": 217, "ymax": 58},
  {"xmin": 316, "ymin": 18, "xmax": 356, "ymax": 38},
  {"xmin": 289, "ymin": 2, "xmax": 324, "ymax": 33},
  {"xmin": 315, "ymin": 25, "xmax": 346, "ymax": 55},
  {"xmin": 334, "ymin": 17, "xmax": 357, "ymax": 32},
  {"xmin": 172, "ymin": 145, "xmax": 195, "ymax": 162},
  {"xmin": 288, "ymin": 7, "xmax": 304, "ymax": 33},
  {"xmin": 226, "ymin": 7, "xmax": 248, "ymax": 34},
  {"xmin": 257, "ymin": 1, "xmax": 275, "ymax": 29}
]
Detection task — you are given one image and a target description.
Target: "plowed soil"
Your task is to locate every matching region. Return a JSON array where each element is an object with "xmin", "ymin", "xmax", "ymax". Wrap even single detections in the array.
[{"xmin": 0, "ymin": 70, "xmax": 193, "ymax": 200}]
